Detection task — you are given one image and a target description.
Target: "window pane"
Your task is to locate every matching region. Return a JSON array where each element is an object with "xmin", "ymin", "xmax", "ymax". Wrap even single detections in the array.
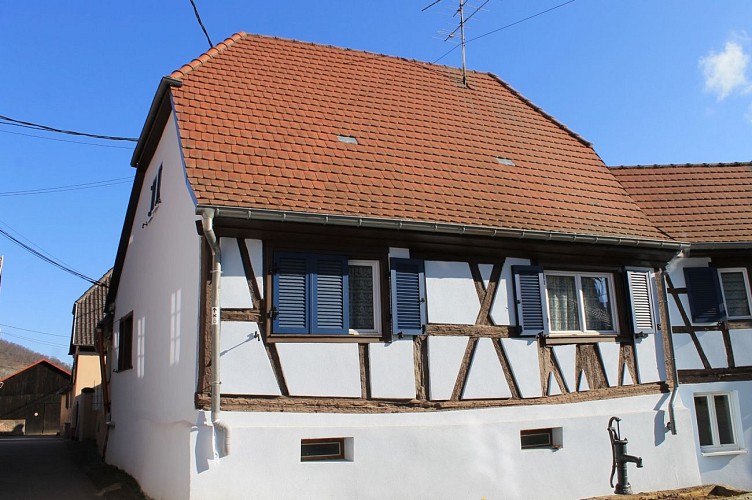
[
  {"xmin": 694, "ymin": 396, "xmax": 713, "ymax": 446},
  {"xmin": 582, "ymin": 276, "xmax": 614, "ymax": 331},
  {"xmin": 720, "ymin": 272, "xmax": 751, "ymax": 317},
  {"xmin": 713, "ymin": 395, "xmax": 735, "ymax": 445},
  {"xmin": 349, "ymin": 265, "xmax": 374, "ymax": 330},
  {"xmin": 547, "ymin": 275, "xmax": 580, "ymax": 331}
]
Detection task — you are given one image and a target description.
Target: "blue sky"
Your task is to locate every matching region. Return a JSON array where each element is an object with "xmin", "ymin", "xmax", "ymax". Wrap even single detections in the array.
[{"xmin": 0, "ymin": 1, "xmax": 751, "ymax": 362}]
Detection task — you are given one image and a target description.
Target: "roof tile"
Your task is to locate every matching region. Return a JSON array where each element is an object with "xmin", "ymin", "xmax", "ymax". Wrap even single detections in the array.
[{"xmin": 168, "ymin": 33, "xmax": 670, "ymax": 242}]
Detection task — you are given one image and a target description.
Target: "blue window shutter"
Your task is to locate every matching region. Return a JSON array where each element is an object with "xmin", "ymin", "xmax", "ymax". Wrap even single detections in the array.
[
  {"xmin": 512, "ymin": 265, "xmax": 546, "ymax": 336},
  {"xmin": 684, "ymin": 267, "xmax": 725, "ymax": 323},
  {"xmin": 273, "ymin": 253, "xmax": 310, "ymax": 334},
  {"xmin": 626, "ymin": 268, "xmax": 657, "ymax": 334},
  {"xmin": 390, "ymin": 258, "xmax": 426, "ymax": 335},
  {"xmin": 311, "ymin": 255, "xmax": 349, "ymax": 334}
]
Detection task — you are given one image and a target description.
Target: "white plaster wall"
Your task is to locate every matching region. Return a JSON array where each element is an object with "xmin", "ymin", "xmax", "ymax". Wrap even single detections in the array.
[
  {"xmin": 679, "ymin": 381, "xmax": 752, "ymax": 490},
  {"xmin": 427, "ymin": 336, "xmax": 468, "ymax": 400},
  {"xmin": 696, "ymin": 331, "xmax": 728, "ymax": 368},
  {"xmin": 634, "ymin": 332, "xmax": 666, "ymax": 383},
  {"xmin": 368, "ymin": 340, "xmax": 416, "ymax": 399},
  {"xmin": 424, "ymin": 261, "xmax": 480, "ymax": 324},
  {"xmin": 500, "ymin": 337, "xmax": 542, "ymax": 398},
  {"xmin": 552, "ymin": 344, "xmax": 577, "ymax": 393},
  {"xmin": 729, "ymin": 329, "xmax": 752, "ymax": 366},
  {"xmin": 673, "ymin": 333, "xmax": 705, "ymax": 370},
  {"xmin": 490, "ymin": 257, "xmax": 530, "ymax": 326},
  {"xmin": 219, "ymin": 321, "xmax": 280, "ymax": 396},
  {"xmin": 277, "ymin": 343, "xmax": 361, "ymax": 397},
  {"xmin": 107, "ymin": 110, "xmax": 201, "ymax": 500},
  {"xmin": 188, "ymin": 394, "xmax": 701, "ymax": 500},
  {"xmin": 463, "ymin": 338, "xmax": 512, "ymax": 399},
  {"xmin": 219, "ymin": 238, "xmax": 253, "ymax": 309},
  {"xmin": 599, "ymin": 342, "xmax": 621, "ymax": 387}
]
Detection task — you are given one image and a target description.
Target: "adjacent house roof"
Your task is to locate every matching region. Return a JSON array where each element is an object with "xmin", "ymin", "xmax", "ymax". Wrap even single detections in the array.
[
  {"xmin": 611, "ymin": 163, "xmax": 752, "ymax": 244},
  {"xmin": 69, "ymin": 269, "xmax": 112, "ymax": 354},
  {"xmin": 0, "ymin": 359, "xmax": 71, "ymax": 384},
  {"xmin": 154, "ymin": 32, "xmax": 671, "ymax": 243}
]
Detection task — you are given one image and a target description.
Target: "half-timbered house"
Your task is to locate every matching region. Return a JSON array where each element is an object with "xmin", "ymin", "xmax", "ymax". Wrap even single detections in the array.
[
  {"xmin": 612, "ymin": 162, "xmax": 752, "ymax": 490},
  {"xmin": 103, "ymin": 33, "xmax": 704, "ymax": 499}
]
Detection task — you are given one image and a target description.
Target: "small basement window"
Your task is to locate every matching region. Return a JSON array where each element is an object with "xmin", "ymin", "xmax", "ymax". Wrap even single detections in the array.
[
  {"xmin": 520, "ymin": 428, "xmax": 562, "ymax": 450},
  {"xmin": 301, "ymin": 438, "xmax": 347, "ymax": 461}
]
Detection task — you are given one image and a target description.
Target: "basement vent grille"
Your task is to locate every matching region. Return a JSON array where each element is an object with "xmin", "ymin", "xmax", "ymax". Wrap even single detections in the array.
[{"xmin": 337, "ymin": 135, "xmax": 358, "ymax": 144}]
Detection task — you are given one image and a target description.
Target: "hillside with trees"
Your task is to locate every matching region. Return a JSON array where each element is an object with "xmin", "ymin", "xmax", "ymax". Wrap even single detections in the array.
[{"xmin": 0, "ymin": 339, "xmax": 71, "ymax": 379}]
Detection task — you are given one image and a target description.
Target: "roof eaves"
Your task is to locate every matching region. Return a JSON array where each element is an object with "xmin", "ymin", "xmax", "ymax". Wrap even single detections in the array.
[{"xmin": 198, "ymin": 205, "xmax": 687, "ymax": 251}]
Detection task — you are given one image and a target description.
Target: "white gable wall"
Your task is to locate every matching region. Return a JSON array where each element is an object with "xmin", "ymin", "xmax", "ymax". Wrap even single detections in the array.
[{"xmin": 107, "ymin": 110, "xmax": 200, "ymax": 500}]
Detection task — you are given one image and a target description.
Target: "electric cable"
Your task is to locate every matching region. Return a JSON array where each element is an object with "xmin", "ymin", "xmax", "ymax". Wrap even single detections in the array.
[
  {"xmin": 189, "ymin": 0, "xmax": 214, "ymax": 47},
  {"xmin": 0, "ymin": 114, "xmax": 136, "ymax": 142},
  {"xmin": 0, "ymin": 177, "xmax": 132, "ymax": 197},
  {"xmin": 0, "ymin": 227, "xmax": 106, "ymax": 287},
  {"xmin": 0, "ymin": 322, "xmax": 69, "ymax": 338},
  {"xmin": 433, "ymin": 0, "xmax": 577, "ymax": 63},
  {"xmin": 0, "ymin": 128, "xmax": 134, "ymax": 149}
]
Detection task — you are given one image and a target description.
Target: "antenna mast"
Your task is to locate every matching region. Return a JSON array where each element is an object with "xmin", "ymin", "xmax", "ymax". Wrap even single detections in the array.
[
  {"xmin": 425, "ymin": 0, "xmax": 490, "ymax": 87},
  {"xmin": 459, "ymin": 0, "xmax": 467, "ymax": 87}
]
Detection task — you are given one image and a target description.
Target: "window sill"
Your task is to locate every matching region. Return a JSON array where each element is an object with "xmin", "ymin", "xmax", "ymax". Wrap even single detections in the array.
[
  {"xmin": 700, "ymin": 448, "xmax": 747, "ymax": 457},
  {"xmin": 266, "ymin": 334, "xmax": 385, "ymax": 344},
  {"xmin": 543, "ymin": 334, "xmax": 624, "ymax": 346}
]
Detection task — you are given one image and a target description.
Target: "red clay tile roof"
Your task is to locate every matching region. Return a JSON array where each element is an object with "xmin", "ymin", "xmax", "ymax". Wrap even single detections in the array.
[
  {"xmin": 611, "ymin": 163, "xmax": 752, "ymax": 243},
  {"xmin": 167, "ymin": 32, "xmax": 670, "ymax": 242}
]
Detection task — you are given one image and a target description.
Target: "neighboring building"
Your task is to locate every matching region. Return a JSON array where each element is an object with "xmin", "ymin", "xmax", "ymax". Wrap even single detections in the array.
[
  {"xmin": 0, "ymin": 359, "xmax": 70, "ymax": 435},
  {"xmin": 612, "ymin": 162, "xmax": 752, "ymax": 490},
  {"xmin": 103, "ymin": 33, "xmax": 705, "ymax": 499},
  {"xmin": 61, "ymin": 269, "xmax": 111, "ymax": 442}
]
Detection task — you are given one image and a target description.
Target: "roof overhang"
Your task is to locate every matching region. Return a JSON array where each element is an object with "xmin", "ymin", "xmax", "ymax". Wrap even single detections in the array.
[{"xmin": 197, "ymin": 205, "xmax": 688, "ymax": 251}]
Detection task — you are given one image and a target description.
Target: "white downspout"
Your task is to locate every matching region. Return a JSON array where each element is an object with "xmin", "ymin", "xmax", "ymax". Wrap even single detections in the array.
[{"xmin": 200, "ymin": 208, "xmax": 231, "ymax": 456}]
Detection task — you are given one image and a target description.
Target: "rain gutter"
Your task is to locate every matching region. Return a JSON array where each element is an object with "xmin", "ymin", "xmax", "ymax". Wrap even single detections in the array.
[{"xmin": 196, "ymin": 205, "xmax": 688, "ymax": 251}]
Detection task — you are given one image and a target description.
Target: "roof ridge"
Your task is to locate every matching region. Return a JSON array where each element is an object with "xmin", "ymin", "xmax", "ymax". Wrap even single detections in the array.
[
  {"xmin": 170, "ymin": 32, "xmax": 248, "ymax": 80},
  {"xmin": 611, "ymin": 161, "xmax": 752, "ymax": 170}
]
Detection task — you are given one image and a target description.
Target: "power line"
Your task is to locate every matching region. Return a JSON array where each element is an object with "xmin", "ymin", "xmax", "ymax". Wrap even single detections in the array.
[
  {"xmin": 0, "ymin": 219, "xmax": 78, "ymax": 273},
  {"xmin": 0, "ymin": 331, "xmax": 69, "ymax": 348},
  {"xmin": 0, "ymin": 114, "xmax": 137, "ymax": 142},
  {"xmin": 0, "ymin": 128, "xmax": 134, "ymax": 150},
  {"xmin": 0, "ymin": 177, "xmax": 132, "ymax": 197},
  {"xmin": 0, "ymin": 227, "xmax": 106, "ymax": 287},
  {"xmin": 188, "ymin": 0, "xmax": 213, "ymax": 48},
  {"xmin": 0, "ymin": 322, "xmax": 68, "ymax": 338},
  {"xmin": 433, "ymin": 0, "xmax": 577, "ymax": 63}
]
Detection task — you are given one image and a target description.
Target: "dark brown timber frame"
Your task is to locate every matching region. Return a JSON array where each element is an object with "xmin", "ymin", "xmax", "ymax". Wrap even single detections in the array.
[{"xmin": 195, "ymin": 219, "xmax": 677, "ymax": 412}]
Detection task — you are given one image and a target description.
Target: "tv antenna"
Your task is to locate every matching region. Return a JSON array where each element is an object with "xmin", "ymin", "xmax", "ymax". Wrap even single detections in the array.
[{"xmin": 423, "ymin": 0, "xmax": 490, "ymax": 86}]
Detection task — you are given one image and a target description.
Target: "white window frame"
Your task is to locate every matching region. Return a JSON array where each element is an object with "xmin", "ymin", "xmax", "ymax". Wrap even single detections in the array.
[
  {"xmin": 347, "ymin": 259, "xmax": 381, "ymax": 335},
  {"xmin": 543, "ymin": 271, "xmax": 619, "ymax": 335},
  {"xmin": 718, "ymin": 268, "xmax": 752, "ymax": 320},
  {"xmin": 693, "ymin": 391, "xmax": 745, "ymax": 455}
]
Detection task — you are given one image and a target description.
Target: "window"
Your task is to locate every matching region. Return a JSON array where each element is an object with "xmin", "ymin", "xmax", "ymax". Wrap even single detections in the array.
[
  {"xmin": 301, "ymin": 438, "xmax": 347, "ymax": 461},
  {"xmin": 117, "ymin": 314, "xmax": 133, "ymax": 372},
  {"xmin": 693, "ymin": 392, "xmax": 743, "ymax": 453},
  {"xmin": 718, "ymin": 268, "xmax": 752, "ymax": 319},
  {"xmin": 685, "ymin": 266, "xmax": 752, "ymax": 322},
  {"xmin": 545, "ymin": 272, "xmax": 616, "ymax": 333},
  {"xmin": 148, "ymin": 164, "xmax": 162, "ymax": 217},
  {"xmin": 272, "ymin": 252, "xmax": 381, "ymax": 335},
  {"xmin": 513, "ymin": 266, "xmax": 650, "ymax": 337},
  {"xmin": 520, "ymin": 427, "xmax": 562, "ymax": 450}
]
